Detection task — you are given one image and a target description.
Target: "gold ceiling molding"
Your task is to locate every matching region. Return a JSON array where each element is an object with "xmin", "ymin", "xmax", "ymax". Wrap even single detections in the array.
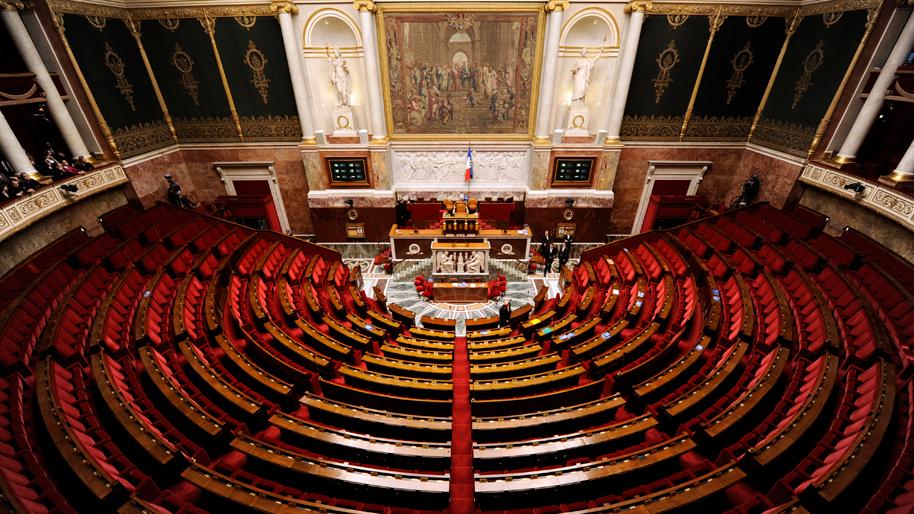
[
  {"xmin": 353, "ymin": 0, "xmax": 377, "ymax": 13},
  {"xmin": 270, "ymin": 1, "xmax": 297, "ymax": 15},
  {"xmin": 626, "ymin": 2, "xmax": 795, "ymax": 17},
  {"xmin": 545, "ymin": 0, "xmax": 570, "ymax": 12},
  {"xmin": 128, "ymin": 5, "xmax": 273, "ymax": 20},
  {"xmin": 46, "ymin": 0, "xmax": 127, "ymax": 19},
  {"xmin": 797, "ymin": 0, "xmax": 881, "ymax": 16}
]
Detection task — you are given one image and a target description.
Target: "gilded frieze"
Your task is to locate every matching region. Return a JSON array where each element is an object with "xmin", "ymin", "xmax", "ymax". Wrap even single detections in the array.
[
  {"xmin": 683, "ymin": 115, "xmax": 752, "ymax": 141},
  {"xmin": 239, "ymin": 115, "xmax": 301, "ymax": 141},
  {"xmin": 174, "ymin": 117, "xmax": 239, "ymax": 142},
  {"xmin": 751, "ymin": 118, "xmax": 814, "ymax": 156},
  {"xmin": 112, "ymin": 120, "xmax": 173, "ymax": 158},
  {"xmin": 620, "ymin": 115, "xmax": 683, "ymax": 141}
]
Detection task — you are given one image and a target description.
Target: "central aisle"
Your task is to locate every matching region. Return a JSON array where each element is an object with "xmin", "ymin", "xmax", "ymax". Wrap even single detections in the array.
[{"xmin": 449, "ymin": 336, "xmax": 475, "ymax": 512}]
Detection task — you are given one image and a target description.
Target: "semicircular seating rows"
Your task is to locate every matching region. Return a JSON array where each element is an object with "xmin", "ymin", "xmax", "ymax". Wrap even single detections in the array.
[{"xmin": 1, "ymin": 201, "xmax": 913, "ymax": 514}]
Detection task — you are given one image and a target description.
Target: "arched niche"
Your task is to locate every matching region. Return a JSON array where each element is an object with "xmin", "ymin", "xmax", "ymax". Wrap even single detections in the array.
[
  {"xmin": 304, "ymin": 9, "xmax": 362, "ymax": 51},
  {"xmin": 560, "ymin": 8, "xmax": 620, "ymax": 50}
]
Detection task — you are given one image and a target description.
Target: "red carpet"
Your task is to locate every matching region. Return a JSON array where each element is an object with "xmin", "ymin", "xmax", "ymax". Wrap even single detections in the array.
[{"xmin": 449, "ymin": 336, "xmax": 475, "ymax": 513}]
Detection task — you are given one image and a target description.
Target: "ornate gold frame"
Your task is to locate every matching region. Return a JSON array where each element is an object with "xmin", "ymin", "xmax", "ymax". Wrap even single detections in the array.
[{"xmin": 376, "ymin": 2, "xmax": 546, "ymax": 141}]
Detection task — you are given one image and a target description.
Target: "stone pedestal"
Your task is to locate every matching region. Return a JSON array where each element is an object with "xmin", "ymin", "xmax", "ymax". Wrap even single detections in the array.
[
  {"xmin": 332, "ymin": 106, "xmax": 357, "ymax": 137},
  {"xmin": 565, "ymin": 104, "xmax": 590, "ymax": 137}
]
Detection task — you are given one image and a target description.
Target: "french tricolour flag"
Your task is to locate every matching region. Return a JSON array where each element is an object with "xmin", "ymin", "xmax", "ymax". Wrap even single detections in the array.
[{"xmin": 464, "ymin": 146, "xmax": 474, "ymax": 183}]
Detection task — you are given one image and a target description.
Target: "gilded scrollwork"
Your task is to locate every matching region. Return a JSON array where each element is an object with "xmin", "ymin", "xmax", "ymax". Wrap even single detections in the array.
[
  {"xmin": 112, "ymin": 121, "xmax": 173, "ymax": 158},
  {"xmin": 240, "ymin": 115, "xmax": 302, "ymax": 141},
  {"xmin": 234, "ymin": 15, "xmax": 256, "ymax": 29},
  {"xmin": 103, "ymin": 42, "xmax": 136, "ymax": 111},
  {"xmin": 85, "ymin": 15, "xmax": 106, "ymax": 30},
  {"xmin": 621, "ymin": 115, "xmax": 683, "ymax": 141},
  {"xmin": 666, "ymin": 14, "xmax": 689, "ymax": 28},
  {"xmin": 793, "ymin": 40, "xmax": 825, "ymax": 109},
  {"xmin": 822, "ymin": 11, "xmax": 844, "ymax": 27},
  {"xmin": 171, "ymin": 43, "xmax": 199, "ymax": 106},
  {"xmin": 652, "ymin": 40, "xmax": 680, "ymax": 104},
  {"xmin": 746, "ymin": 16, "xmax": 767, "ymax": 27},
  {"xmin": 158, "ymin": 18, "xmax": 180, "ymax": 31},
  {"xmin": 726, "ymin": 42, "xmax": 754, "ymax": 105},
  {"xmin": 751, "ymin": 118, "xmax": 815, "ymax": 156},
  {"xmin": 685, "ymin": 115, "xmax": 752, "ymax": 141},
  {"xmin": 174, "ymin": 117, "xmax": 239, "ymax": 142},
  {"xmin": 243, "ymin": 40, "xmax": 270, "ymax": 104}
]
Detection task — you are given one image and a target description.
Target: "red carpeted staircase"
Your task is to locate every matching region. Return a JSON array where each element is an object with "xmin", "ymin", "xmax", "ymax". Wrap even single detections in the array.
[{"xmin": 449, "ymin": 336, "xmax": 475, "ymax": 513}]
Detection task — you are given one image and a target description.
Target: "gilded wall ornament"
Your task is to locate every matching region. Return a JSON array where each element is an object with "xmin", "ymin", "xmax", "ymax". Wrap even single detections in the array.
[
  {"xmin": 244, "ymin": 40, "xmax": 270, "ymax": 104},
  {"xmin": 746, "ymin": 16, "xmax": 767, "ymax": 27},
  {"xmin": 653, "ymin": 40, "xmax": 680, "ymax": 104},
  {"xmin": 85, "ymin": 15, "xmax": 106, "ymax": 30},
  {"xmin": 171, "ymin": 43, "xmax": 199, "ymax": 106},
  {"xmin": 726, "ymin": 41, "xmax": 754, "ymax": 105},
  {"xmin": 103, "ymin": 42, "xmax": 136, "ymax": 111},
  {"xmin": 822, "ymin": 11, "xmax": 843, "ymax": 27},
  {"xmin": 793, "ymin": 40, "xmax": 825, "ymax": 109},
  {"xmin": 666, "ymin": 14, "xmax": 689, "ymax": 28},
  {"xmin": 157, "ymin": 18, "xmax": 180, "ymax": 31},
  {"xmin": 235, "ymin": 15, "xmax": 256, "ymax": 29}
]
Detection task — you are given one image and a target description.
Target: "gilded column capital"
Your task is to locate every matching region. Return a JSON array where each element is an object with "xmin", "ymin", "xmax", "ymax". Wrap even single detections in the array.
[
  {"xmin": 544, "ymin": 0, "xmax": 569, "ymax": 13},
  {"xmin": 354, "ymin": 0, "xmax": 377, "ymax": 13},
  {"xmin": 624, "ymin": 1, "xmax": 652, "ymax": 14},
  {"xmin": 271, "ymin": 1, "xmax": 298, "ymax": 15},
  {"xmin": 0, "ymin": 0, "xmax": 24, "ymax": 10}
]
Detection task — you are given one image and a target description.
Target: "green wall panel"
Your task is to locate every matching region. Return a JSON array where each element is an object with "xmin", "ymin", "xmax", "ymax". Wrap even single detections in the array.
[
  {"xmin": 684, "ymin": 16, "xmax": 786, "ymax": 141},
  {"xmin": 62, "ymin": 14, "xmax": 171, "ymax": 157},
  {"xmin": 213, "ymin": 16, "xmax": 301, "ymax": 141},
  {"xmin": 141, "ymin": 18, "xmax": 238, "ymax": 143},
  {"xmin": 621, "ymin": 14, "xmax": 710, "ymax": 141},
  {"xmin": 751, "ymin": 10, "xmax": 869, "ymax": 156}
]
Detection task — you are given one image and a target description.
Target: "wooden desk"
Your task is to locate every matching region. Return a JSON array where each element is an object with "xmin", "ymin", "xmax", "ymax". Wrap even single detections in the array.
[
  {"xmin": 389, "ymin": 225, "xmax": 531, "ymax": 261},
  {"xmin": 432, "ymin": 282, "xmax": 488, "ymax": 303}
]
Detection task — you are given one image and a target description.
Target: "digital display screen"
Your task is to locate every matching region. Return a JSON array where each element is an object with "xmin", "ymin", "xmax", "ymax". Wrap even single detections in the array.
[
  {"xmin": 329, "ymin": 159, "xmax": 368, "ymax": 183},
  {"xmin": 554, "ymin": 158, "xmax": 594, "ymax": 183}
]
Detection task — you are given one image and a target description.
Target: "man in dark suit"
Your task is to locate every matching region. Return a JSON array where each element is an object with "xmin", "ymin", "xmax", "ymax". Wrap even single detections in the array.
[
  {"xmin": 499, "ymin": 299, "xmax": 512, "ymax": 327},
  {"xmin": 558, "ymin": 240, "xmax": 571, "ymax": 272},
  {"xmin": 543, "ymin": 243, "xmax": 555, "ymax": 277},
  {"xmin": 540, "ymin": 230, "xmax": 552, "ymax": 256}
]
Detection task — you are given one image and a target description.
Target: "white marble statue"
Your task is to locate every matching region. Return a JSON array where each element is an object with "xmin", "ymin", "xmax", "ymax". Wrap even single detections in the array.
[
  {"xmin": 570, "ymin": 45, "xmax": 604, "ymax": 108},
  {"xmin": 465, "ymin": 251, "xmax": 483, "ymax": 273},
  {"xmin": 327, "ymin": 47, "xmax": 351, "ymax": 108},
  {"xmin": 437, "ymin": 251, "xmax": 455, "ymax": 273}
]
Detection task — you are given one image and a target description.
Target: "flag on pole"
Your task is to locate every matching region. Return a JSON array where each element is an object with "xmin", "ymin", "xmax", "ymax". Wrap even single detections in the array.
[{"xmin": 464, "ymin": 146, "xmax": 474, "ymax": 183}]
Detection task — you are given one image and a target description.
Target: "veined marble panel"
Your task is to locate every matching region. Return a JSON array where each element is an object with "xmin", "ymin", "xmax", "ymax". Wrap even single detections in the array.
[{"xmin": 392, "ymin": 150, "xmax": 530, "ymax": 189}]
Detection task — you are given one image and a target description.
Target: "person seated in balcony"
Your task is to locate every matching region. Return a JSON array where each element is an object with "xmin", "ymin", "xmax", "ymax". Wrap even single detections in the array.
[
  {"xmin": 74, "ymin": 156, "xmax": 94, "ymax": 172},
  {"xmin": 2, "ymin": 175, "xmax": 35, "ymax": 199},
  {"xmin": 17, "ymin": 173, "xmax": 40, "ymax": 193}
]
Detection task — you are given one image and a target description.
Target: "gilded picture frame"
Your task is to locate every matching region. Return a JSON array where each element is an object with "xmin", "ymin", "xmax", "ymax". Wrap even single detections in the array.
[{"xmin": 377, "ymin": 3, "xmax": 546, "ymax": 141}]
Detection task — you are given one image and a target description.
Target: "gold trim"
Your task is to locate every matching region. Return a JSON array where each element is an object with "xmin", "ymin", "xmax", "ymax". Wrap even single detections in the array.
[
  {"xmin": 376, "ymin": 3, "xmax": 546, "ymax": 141},
  {"xmin": 48, "ymin": 9, "xmax": 120, "ymax": 158},
  {"xmin": 243, "ymin": 40, "xmax": 270, "ymax": 104},
  {"xmin": 0, "ymin": 1, "xmax": 24, "ymax": 11},
  {"xmin": 545, "ymin": 0, "xmax": 569, "ymax": 13},
  {"xmin": 126, "ymin": 14, "xmax": 177, "ymax": 142},
  {"xmin": 748, "ymin": 10, "xmax": 800, "ymax": 140},
  {"xmin": 625, "ymin": 1, "xmax": 653, "ymax": 14},
  {"xmin": 680, "ymin": 9, "xmax": 726, "ymax": 140},
  {"xmin": 792, "ymin": 39, "xmax": 825, "ymax": 109},
  {"xmin": 353, "ymin": 0, "xmax": 376, "ymax": 13},
  {"xmin": 47, "ymin": 0, "xmax": 126, "ymax": 19},
  {"xmin": 129, "ymin": 5, "xmax": 274, "ymax": 20},
  {"xmin": 201, "ymin": 14, "xmax": 244, "ymax": 141},
  {"xmin": 808, "ymin": 7, "xmax": 878, "ymax": 158},
  {"xmin": 171, "ymin": 43, "xmax": 200, "ymax": 105},
  {"xmin": 652, "ymin": 40, "xmax": 680, "ymax": 103},
  {"xmin": 270, "ymin": 1, "xmax": 298, "ymax": 15},
  {"xmin": 103, "ymin": 42, "xmax": 135, "ymax": 111},
  {"xmin": 726, "ymin": 41, "xmax": 754, "ymax": 105},
  {"xmin": 798, "ymin": 0, "xmax": 881, "ymax": 16},
  {"xmin": 634, "ymin": 2, "xmax": 794, "ymax": 17}
]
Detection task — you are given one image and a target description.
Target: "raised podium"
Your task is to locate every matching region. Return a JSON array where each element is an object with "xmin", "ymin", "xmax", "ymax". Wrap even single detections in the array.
[{"xmin": 431, "ymin": 240, "xmax": 490, "ymax": 277}]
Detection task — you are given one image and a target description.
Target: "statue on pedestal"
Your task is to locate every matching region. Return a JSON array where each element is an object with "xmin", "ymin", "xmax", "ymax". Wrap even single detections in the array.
[
  {"xmin": 327, "ymin": 46, "xmax": 356, "ymax": 135},
  {"xmin": 566, "ymin": 43, "xmax": 604, "ymax": 136}
]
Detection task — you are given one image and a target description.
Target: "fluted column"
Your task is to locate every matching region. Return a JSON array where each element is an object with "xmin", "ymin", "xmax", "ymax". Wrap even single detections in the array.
[
  {"xmin": 355, "ymin": 0, "xmax": 387, "ymax": 142},
  {"xmin": 273, "ymin": 1, "xmax": 316, "ymax": 143},
  {"xmin": 0, "ymin": 109, "xmax": 38, "ymax": 176},
  {"xmin": 836, "ymin": 12, "xmax": 914, "ymax": 164},
  {"xmin": 533, "ymin": 0, "xmax": 567, "ymax": 143},
  {"xmin": 2, "ymin": 7, "xmax": 90, "ymax": 159},
  {"xmin": 606, "ymin": 1, "xmax": 647, "ymax": 143}
]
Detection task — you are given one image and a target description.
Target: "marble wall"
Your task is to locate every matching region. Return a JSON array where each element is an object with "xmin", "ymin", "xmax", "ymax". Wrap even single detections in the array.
[{"xmin": 123, "ymin": 145, "xmax": 315, "ymax": 234}]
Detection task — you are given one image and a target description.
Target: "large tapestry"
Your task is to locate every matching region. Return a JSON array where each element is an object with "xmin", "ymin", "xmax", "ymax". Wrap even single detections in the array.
[{"xmin": 380, "ymin": 9, "xmax": 542, "ymax": 138}]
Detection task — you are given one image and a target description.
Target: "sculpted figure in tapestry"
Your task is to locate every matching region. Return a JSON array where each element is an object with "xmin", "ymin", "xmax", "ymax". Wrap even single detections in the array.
[{"xmin": 327, "ymin": 47, "xmax": 352, "ymax": 107}]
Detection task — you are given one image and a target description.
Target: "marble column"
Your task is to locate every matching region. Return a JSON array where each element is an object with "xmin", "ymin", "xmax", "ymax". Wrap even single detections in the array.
[
  {"xmin": 355, "ymin": 0, "xmax": 387, "ymax": 142},
  {"xmin": 881, "ymin": 136, "xmax": 914, "ymax": 184},
  {"xmin": 0, "ymin": 109, "xmax": 38, "ymax": 176},
  {"xmin": 606, "ymin": 2, "xmax": 647, "ymax": 143},
  {"xmin": 274, "ymin": 2, "xmax": 316, "ymax": 143},
  {"xmin": 533, "ymin": 0, "xmax": 567, "ymax": 143},
  {"xmin": 836, "ymin": 12, "xmax": 914, "ymax": 164},
  {"xmin": 2, "ymin": 8, "xmax": 90, "ymax": 158}
]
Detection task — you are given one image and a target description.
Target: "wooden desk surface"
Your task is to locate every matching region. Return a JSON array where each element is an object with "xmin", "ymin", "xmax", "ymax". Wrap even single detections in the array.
[
  {"xmin": 431, "ymin": 241, "xmax": 490, "ymax": 250},
  {"xmin": 390, "ymin": 225, "xmax": 531, "ymax": 238}
]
